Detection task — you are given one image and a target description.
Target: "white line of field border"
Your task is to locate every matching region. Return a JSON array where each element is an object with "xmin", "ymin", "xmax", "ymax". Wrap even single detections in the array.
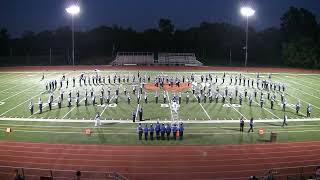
[
  {"xmin": 1, "ymin": 117, "xmax": 320, "ymax": 123},
  {"xmin": 7, "ymin": 128, "xmax": 320, "ymax": 135}
]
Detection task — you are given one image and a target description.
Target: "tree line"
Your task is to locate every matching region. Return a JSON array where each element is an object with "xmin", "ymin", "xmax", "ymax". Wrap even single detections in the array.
[{"xmin": 0, "ymin": 6, "xmax": 319, "ymax": 68}]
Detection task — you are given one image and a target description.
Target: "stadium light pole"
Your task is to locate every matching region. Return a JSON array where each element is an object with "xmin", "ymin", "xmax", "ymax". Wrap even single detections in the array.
[
  {"xmin": 240, "ymin": 7, "xmax": 255, "ymax": 67},
  {"xmin": 66, "ymin": 5, "xmax": 80, "ymax": 69}
]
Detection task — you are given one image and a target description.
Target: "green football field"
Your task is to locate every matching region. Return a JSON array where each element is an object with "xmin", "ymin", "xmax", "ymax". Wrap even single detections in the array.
[{"xmin": 0, "ymin": 69, "xmax": 319, "ymax": 145}]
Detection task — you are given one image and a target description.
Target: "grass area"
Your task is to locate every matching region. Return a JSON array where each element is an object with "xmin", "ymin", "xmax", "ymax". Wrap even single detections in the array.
[
  {"xmin": 1, "ymin": 120, "xmax": 320, "ymax": 145},
  {"xmin": 0, "ymin": 70, "xmax": 320, "ymax": 145}
]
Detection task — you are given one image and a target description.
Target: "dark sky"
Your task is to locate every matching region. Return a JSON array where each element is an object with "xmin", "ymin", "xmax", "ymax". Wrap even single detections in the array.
[{"xmin": 0, "ymin": 0, "xmax": 319, "ymax": 37}]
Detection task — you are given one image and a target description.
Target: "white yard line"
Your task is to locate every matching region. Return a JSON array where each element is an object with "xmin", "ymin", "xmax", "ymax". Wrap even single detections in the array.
[
  {"xmin": 285, "ymin": 76, "xmax": 320, "ymax": 92},
  {"xmin": 100, "ymin": 96, "xmax": 115, "ymax": 116},
  {"xmin": 217, "ymin": 93, "xmax": 247, "ymax": 120},
  {"xmin": 0, "ymin": 72, "xmax": 56, "ymax": 102},
  {"xmin": 1, "ymin": 117, "xmax": 320, "ymax": 123},
  {"xmin": 135, "ymin": 104, "xmax": 140, "ymax": 121},
  {"xmin": 193, "ymin": 94, "xmax": 211, "ymax": 120},
  {"xmin": 0, "ymin": 86, "xmax": 38, "ymax": 102},
  {"xmin": 284, "ymin": 92, "xmax": 320, "ymax": 110},
  {"xmin": 167, "ymin": 92, "xmax": 174, "ymax": 120},
  {"xmin": 62, "ymin": 98, "xmax": 86, "ymax": 119},
  {"xmin": 273, "ymin": 76, "xmax": 320, "ymax": 100},
  {"xmin": 252, "ymin": 100, "xmax": 281, "ymax": 119},
  {"xmin": 0, "ymin": 91, "xmax": 46, "ymax": 117}
]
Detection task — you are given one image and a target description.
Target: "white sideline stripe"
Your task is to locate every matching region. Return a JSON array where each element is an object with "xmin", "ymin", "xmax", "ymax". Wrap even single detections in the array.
[
  {"xmin": 0, "ymin": 123, "xmax": 319, "ymax": 129},
  {"xmin": 0, "ymin": 91, "xmax": 46, "ymax": 117},
  {"xmin": 193, "ymin": 94, "xmax": 211, "ymax": 120},
  {"xmin": 7, "ymin": 128, "xmax": 320, "ymax": 135},
  {"xmin": 1, "ymin": 117, "xmax": 320, "ymax": 123},
  {"xmin": 62, "ymin": 98, "xmax": 86, "ymax": 119}
]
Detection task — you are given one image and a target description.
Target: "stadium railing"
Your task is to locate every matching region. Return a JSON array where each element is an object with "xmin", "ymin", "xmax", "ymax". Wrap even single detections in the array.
[
  {"xmin": 258, "ymin": 164, "xmax": 320, "ymax": 180},
  {"xmin": 0, "ymin": 165, "xmax": 128, "ymax": 180}
]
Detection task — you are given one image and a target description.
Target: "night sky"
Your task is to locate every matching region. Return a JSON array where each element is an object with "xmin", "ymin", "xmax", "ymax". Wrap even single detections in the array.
[{"xmin": 0, "ymin": 0, "xmax": 319, "ymax": 37}]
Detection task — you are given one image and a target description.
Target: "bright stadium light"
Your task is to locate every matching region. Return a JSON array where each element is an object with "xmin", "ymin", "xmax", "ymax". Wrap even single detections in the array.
[
  {"xmin": 66, "ymin": 5, "xmax": 80, "ymax": 15},
  {"xmin": 240, "ymin": 6, "xmax": 255, "ymax": 67},
  {"xmin": 65, "ymin": 4, "xmax": 80, "ymax": 68},
  {"xmin": 240, "ymin": 7, "xmax": 255, "ymax": 17}
]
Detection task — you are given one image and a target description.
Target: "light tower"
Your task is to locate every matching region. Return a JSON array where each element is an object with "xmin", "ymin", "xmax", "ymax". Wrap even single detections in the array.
[
  {"xmin": 240, "ymin": 7, "xmax": 255, "ymax": 67},
  {"xmin": 66, "ymin": 4, "xmax": 80, "ymax": 68}
]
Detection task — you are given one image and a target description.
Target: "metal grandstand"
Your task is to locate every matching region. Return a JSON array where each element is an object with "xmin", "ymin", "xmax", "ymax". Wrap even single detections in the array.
[
  {"xmin": 157, "ymin": 53, "xmax": 203, "ymax": 66},
  {"xmin": 111, "ymin": 52, "xmax": 203, "ymax": 66},
  {"xmin": 111, "ymin": 52, "xmax": 154, "ymax": 66}
]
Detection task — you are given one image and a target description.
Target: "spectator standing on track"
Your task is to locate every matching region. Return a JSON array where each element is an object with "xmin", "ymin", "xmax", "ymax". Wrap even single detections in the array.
[
  {"xmin": 248, "ymin": 118, "xmax": 254, "ymax": 133},
  {"xmin": 149, "ymin": 124, "xmax": 154, "ymax": 140},
  {"xmin": 282, "ymin": 114, "xmax": 288, "ymax": 127},
  {"xmin": 74, "ymin": 171, "xmax": 81, "ymax": 180},
  {"xmin": 137, "ymin": 123, "xmax": 143, "ymax": 140},
  {"xmin": 29, "ymin": 101, "xmax": 34, "ymax": 115},
  {"xmin": 240, "ymin": 117, "xmax": 244, "ymax": 132},
  {"xmin": 132, "ymin": 111, "xmax": 136, "ymax": 123},
  {"xmin": 13, "ymin": 169, "xmax": 24, "ymax": 180}
]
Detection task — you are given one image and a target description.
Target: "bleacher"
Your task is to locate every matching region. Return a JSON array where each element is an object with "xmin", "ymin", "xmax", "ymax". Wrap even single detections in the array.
[
  {"xmin": 111, "ymin": 52, "xmax": 154, "ymax": 66},
  {"xmin": 157, "ymin": 53, "xmax": 203, "ymax": 66},
  {"xmin": 111, "ymin": 52, "xmax": 203, "ymax": 66}
]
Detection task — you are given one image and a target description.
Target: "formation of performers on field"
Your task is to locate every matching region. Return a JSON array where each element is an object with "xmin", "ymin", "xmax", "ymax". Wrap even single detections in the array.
[{"xmin": 28, "ymin": 71, "xmax": 313, "ymax": 119}]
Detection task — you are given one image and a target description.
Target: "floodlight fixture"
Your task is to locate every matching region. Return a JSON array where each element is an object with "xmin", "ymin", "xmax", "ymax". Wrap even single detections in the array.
[
  {"xmin": 66, "ymin": 5, "xmax": 80, "ymax": 15},
  {"xmin": 241, "ymin": 7, "xmax": 255, "ymax": 17}
]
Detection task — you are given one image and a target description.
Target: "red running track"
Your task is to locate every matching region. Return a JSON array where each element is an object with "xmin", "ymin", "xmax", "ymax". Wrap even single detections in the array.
[{"xmin": 0, "ymin": 141, "xmax": 319, "ymax": 180}]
